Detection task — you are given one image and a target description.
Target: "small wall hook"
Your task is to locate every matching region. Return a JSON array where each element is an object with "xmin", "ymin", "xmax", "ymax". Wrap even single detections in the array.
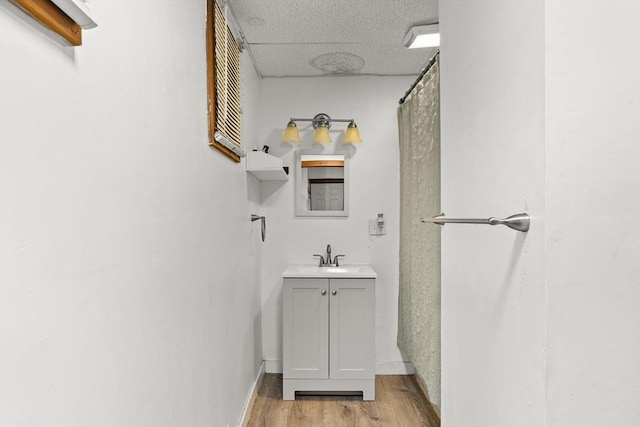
[{"xmin": 251, "ymin": 214, "xmax": 266, "ymax": 241}]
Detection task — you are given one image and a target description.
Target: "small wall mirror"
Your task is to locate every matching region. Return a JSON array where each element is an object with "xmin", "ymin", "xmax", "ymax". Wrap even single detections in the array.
[{"xmin": 295, "ymin": 153, "xmax": 349, "ymax": 217}]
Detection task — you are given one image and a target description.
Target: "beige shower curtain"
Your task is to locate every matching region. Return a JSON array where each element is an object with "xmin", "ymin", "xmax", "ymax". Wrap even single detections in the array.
[{"xmin": 397, "ymin": 55, "xmax": 441, "ymax": 406}]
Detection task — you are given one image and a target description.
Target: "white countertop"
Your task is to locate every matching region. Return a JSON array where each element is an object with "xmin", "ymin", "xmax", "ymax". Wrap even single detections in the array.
[{"xmin": 282, "ymin": 265, "xmax": 377, "ymax": 279}]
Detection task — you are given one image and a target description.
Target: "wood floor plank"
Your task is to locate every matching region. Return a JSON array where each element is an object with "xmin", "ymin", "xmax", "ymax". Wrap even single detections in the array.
[{"xmin": 246, "ymin": 374, "xmax": 440, "ymax": 427}]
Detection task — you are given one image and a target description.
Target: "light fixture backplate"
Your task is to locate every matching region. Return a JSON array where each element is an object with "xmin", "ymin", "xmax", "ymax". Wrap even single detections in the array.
[{"xmin": 312, "ymin": 113, "xmax": 332, "ymax": 129}]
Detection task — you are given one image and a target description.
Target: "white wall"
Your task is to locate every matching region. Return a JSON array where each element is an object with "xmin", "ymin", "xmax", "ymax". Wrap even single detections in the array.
[
  {"xmin": 544, "ymin": 2, "xmax": 640, "ymax": 425},
  {"xmin": 0, "ymin": 2, "xmax": 263, "ymax": 426},
  {"xmin": 441, "ymin": 1, "xmax": 640, "ymax": 426},
  {"xmin": 255, "ymin": 76, "xmax": 414, "ymax": 373},
  {"xmin": 440, "ymin": 2, "xmax": 547, "ymax": 426}
]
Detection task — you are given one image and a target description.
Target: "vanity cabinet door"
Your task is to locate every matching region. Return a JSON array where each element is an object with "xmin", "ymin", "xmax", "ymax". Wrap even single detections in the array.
[
  {"xmin": 283, "ymin": 278, "xmax": 329, "ymax": 379},
  {"xmin": 329, "ymin": 278, "xmax": 375, "ymax": 380}
]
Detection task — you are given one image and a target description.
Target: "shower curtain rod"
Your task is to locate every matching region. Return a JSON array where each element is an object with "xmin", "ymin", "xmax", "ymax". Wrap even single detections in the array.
[{"xmin": 399, "ymin": 51, "xmax": 440, "ymax": 105}]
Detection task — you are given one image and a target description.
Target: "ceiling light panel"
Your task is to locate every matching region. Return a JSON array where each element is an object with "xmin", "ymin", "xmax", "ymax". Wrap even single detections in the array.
[{"xmin": 403, "ymin": 24, "xmax": 440, "ymax": 49}]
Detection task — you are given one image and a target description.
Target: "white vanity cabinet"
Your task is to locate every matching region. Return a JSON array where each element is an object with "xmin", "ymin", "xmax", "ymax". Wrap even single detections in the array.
[{"xmin": 282, "ymin": 266, "xmax": 376, "ymax": 401}]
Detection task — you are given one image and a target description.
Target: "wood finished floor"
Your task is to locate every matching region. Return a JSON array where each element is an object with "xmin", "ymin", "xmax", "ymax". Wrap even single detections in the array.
[{"xmin": 246, "ymin": 374, "xmax": 440, "ymax": 427}]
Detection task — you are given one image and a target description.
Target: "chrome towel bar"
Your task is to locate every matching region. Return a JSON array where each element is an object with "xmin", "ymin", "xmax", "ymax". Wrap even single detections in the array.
[{"xmin": 421, "ymin": 213, "xmax": 530, "ymax": 232}]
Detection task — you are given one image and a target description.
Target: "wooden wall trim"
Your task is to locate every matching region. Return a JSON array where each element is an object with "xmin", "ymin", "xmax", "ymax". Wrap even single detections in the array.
[
  {"xmin": 10, "ymin": 0, "xmax": 82, "ymax": 46},
  {"xmin": 301, "ymin": 160, "xmax": 345, "ymax": 168}
]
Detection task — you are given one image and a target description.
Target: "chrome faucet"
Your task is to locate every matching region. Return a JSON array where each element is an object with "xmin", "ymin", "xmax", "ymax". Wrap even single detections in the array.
[{"xmin": 313, "ymin": 244, "xmax": 345, "ymax": 267}]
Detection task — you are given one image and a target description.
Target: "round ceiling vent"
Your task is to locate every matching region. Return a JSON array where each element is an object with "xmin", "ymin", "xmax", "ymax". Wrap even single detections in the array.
[{"xmin": 309, "ymin": 52, "xmax": 365, "ymax": 75}]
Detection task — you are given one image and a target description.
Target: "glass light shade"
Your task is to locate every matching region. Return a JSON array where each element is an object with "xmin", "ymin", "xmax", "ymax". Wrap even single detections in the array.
[
  {"xmin": 343, "ymin": 123, "xmax": 363, "ymax": 143},
  {"xmin": 281, "ymin": 122, "xmax": 301, "ymax": 142},
  {"xmin": 313, "ymin": 126, "xmax": 332, "ymax": 144}
]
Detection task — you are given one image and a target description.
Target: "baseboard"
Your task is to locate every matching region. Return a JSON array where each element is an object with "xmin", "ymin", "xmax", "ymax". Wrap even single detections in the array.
[
  {"xmin": 238, "ymin": 361, "xmax": 266, "ymax": 427},
  {"xmin": 264, "ymin": 359, "xmax": 283, "ymax": 373},
  {"xmin": 263, "ymin": 360, "xmax": 415, "ymax": 375}
]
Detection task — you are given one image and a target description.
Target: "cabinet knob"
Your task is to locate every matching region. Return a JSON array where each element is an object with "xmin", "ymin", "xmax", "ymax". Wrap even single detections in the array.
[
  {"xmin": 321, "ymin": 289, "xmax": 327, "ymax": 296},
  {"xmin": 331, "ymin": 289, "xmax": 337, "ymax": 296}
]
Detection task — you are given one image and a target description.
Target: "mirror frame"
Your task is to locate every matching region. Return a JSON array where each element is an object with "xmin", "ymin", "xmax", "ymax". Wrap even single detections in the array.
[{"xmin": 295, "ymin": 152, "xmax": 349, "ymax": 217}]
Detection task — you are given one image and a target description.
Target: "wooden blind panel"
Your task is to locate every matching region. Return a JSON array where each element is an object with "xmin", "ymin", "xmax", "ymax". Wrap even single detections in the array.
[
  {"xmin": 206, "ymin": 0, "xmax": 239, "ymax": 162},
  {"xmin": 212, "ymin": 0, "xmax": 242, "ymax": 148}
]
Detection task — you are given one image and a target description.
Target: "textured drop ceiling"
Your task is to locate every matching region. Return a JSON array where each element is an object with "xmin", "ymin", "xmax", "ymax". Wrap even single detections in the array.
[{"xmin": 230, "ymin": 0, "xmax": 439, "ymax": 77}]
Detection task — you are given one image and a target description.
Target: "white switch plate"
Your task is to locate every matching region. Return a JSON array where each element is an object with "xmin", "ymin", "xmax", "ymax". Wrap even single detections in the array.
[{"xmin": 369, "ymin": 219, "xmax": 386, "ymax": 235}]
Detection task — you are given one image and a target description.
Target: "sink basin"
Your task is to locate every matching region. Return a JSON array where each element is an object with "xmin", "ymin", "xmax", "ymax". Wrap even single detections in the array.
[{"xmin": 282, "ymin": 265, "xmax": 377, "ymax": 279}]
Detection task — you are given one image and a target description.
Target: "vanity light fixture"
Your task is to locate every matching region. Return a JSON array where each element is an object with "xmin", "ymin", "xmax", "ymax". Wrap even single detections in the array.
[
  {"xmin": 281, "ymin": 113, "xmax": 363, "ymax": 144},
  {"xmin": 312, "ymin": 114, "xmax": 332, "ymax": 144},
  {"xmin": 343, "ymin": 121, "xmax": 363, "ymax": 143},
  {"xmin": 282, "ymin": 120, "xmax": 302, "ymax": 143},
  {"xmin": 403, "ymin": 24, "xmax": 439, "ymax": 48}
]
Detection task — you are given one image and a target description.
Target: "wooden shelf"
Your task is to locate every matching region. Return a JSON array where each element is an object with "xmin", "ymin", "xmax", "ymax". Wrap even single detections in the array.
[{"xmin": 246, "ymin": 151, "xmax": 289, "ymax": 181}]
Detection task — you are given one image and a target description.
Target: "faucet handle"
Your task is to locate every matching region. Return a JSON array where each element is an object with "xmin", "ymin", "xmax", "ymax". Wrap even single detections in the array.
[
  {"xmin": 313, "ymin": 254, "xmax": 325, "ymax": 266},
  {"xmin": 333, "ymin": 255, "xmax": 345, "ymax": 267}
]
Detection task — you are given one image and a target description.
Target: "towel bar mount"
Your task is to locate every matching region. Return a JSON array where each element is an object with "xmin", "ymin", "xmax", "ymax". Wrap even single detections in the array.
[{"xmin": 421, "ymin": 213, "xmax": 530, "ymax": 232}]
